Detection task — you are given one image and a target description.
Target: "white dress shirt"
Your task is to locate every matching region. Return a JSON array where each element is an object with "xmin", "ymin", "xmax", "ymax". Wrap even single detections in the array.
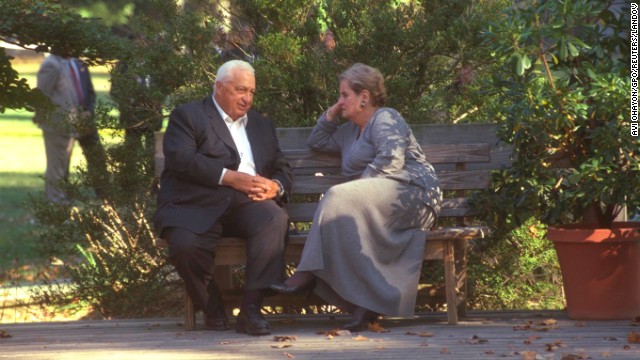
[{"xmin": 212, "ymin": 96, "xmax": 257, "ymax": 184}]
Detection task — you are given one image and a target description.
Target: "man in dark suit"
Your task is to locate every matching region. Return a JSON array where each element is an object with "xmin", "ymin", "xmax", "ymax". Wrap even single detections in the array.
[{"xmin": 155, "ymin": 60, "xmax": 292, "ymax": 336}]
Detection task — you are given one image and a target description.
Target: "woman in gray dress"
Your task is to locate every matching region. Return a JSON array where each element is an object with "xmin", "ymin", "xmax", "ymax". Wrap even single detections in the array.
[{"xmin": 271, "ymin": 63, "xmax": 442, "ymax": 331}]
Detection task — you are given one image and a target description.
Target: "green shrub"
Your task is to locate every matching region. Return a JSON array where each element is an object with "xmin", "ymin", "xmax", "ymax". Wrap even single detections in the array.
[
  {"xmin": 28, "ymin": 133, "xmax": 181, "ymax": 317},
  {"xmin": 467, "ymin": 218, "xmax": 564, "ymax": 310}
]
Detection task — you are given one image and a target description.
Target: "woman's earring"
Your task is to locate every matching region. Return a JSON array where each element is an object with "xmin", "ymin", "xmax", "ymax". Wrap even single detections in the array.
[{"xmin": 360, "ymin": 101, "xmax": 366, "ymax": 108}]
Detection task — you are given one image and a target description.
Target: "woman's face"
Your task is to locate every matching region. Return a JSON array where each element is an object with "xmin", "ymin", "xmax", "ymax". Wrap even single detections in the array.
[{"xmin": 337, "ymin": 80, "xmax": 364, "ymax": 121}]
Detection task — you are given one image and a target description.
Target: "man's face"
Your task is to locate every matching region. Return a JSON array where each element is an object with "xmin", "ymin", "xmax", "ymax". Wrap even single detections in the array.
[{"xmin": 214, "ymin": 68, "xmax": 255, "ymax": 120}]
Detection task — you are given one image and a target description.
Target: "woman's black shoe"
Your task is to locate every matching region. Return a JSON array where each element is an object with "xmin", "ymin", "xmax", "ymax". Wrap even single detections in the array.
[
  {"xmin": 341, "ymin": 307, "xmax": 378, "ymax": 332},
  {"xmin": 269, "ymin": 278, "xmax": 316, "ymax": 296}
]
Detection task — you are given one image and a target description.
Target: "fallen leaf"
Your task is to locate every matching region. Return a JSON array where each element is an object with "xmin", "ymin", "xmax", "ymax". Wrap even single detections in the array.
[
  {"xmin": 544, "ymin": 344, "xmax": 559, "ymax": 351},
  {"xmin": 628, "ymin": 331, "xmax": 640, "ymax": 344},
  {"xmin": 219, "ymin": 341, "xmax": 238, "ymax": 345},
  {"xmin": 440, "ymin": 347, "xmax": 449, "ymax": 354},
  {"xmin": 353, "ymin": 335, "xmax": 369, "ymax": 341},
  {"xmin": 405, "ymin": 330, "xmax": 435, "ymax": 337},
  {"xmin": 514, "ymin": 321, "xmax": 533, "ymax": 331},
  {"xmin": 271, "ymin": 344, "xmax": 293, "ymax": 349},
  {"xmin": 560, "ymin": 352, "xmax": 590, "ymax": 359},
  {"xmin": 545, "ymin": 340, "xmax": 567, "ymax": 351},
  {"xmin": 514, "ymin": 319, "xmax": 557, "ymax": 332},
  {"xmin": 0, "ymin": 330, "xmax": 11, "ymax": 339},
  {"xmin": 368, "ymin": 322, "xmax": 389, "ymax": 333},
  {"xmin": 524, "ymin": 335, "xmax": 541, "ymax": 344},
  {"xmin": 273, "ymin": 335, "xmax": 298, "ymax": 342},
  {"xmin": 520, "ymin": 350, "xmax": 538, "ymax": 360},
  {"xmin": 284, "ymin": 351, "xmax": 294, "ymax": 358},
  {"xmin": 485, "ymin": 350, "xmax": 495, "ymax": 355},
  {"xmin": 539, "ymin": 319, "xmax": 557, "ymax": 326},
  {"xmin": 560, "ymin": 355, "xmax": 581, "ymax": 360},
  {"xmin": 318, "ymin": 329, "xmax": 350, "ymax": 337},
  {"xmin": 574, "ymin": 322, "xmax": 586, "ymax": 327},
  {"xmin": 467, "ymin": 335, "xmax": 489, "ymax": 344}
]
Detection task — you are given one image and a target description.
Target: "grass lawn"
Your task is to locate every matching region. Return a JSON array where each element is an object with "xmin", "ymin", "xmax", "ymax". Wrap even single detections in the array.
[{"xmin": 0, "ymin": 58, "xmax": 112, "ymax": 276}]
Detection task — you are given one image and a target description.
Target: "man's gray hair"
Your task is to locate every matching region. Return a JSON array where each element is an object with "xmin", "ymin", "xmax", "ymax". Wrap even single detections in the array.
[{"xmin": 216, "ymin": 60, "xmax": 255, "ymax": 83}]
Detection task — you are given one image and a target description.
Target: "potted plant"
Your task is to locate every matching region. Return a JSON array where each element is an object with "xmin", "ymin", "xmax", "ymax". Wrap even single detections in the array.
[{"xmin": 481, "ymin": 0, "xmax": 640, "ymax": 319}]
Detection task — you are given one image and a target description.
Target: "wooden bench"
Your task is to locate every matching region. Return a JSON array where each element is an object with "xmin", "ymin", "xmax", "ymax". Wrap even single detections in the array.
[{"xmin": 155, "ymin": 124, "xmax": 507, "ymax": 330}]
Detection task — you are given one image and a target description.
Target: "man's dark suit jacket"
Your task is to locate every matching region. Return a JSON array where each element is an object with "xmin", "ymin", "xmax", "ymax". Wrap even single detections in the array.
[
  {"xmin": 74, "ymin": 59, "xmax": 96, "ymax": 113},
  {"xmin": 155, "ymin": 96, "xmax": 293, "ymax": 235}
]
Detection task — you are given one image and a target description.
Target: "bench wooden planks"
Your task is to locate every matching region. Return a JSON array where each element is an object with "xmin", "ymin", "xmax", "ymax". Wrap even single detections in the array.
[{"xmin": 154, "ymin": 124, "xmax": 498, "ymax": 329}]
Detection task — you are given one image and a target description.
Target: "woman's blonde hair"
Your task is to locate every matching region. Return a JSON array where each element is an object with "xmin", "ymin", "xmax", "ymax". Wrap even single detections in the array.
[{"xmin": 339, "ymin": 63, "xmax": 386, "ymax": 106}]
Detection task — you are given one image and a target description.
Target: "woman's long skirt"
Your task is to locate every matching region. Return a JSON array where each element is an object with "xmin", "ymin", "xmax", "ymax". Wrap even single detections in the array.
[{"xmin": 296, "ymin": 177, "xmax": 437, "ymax": 317}]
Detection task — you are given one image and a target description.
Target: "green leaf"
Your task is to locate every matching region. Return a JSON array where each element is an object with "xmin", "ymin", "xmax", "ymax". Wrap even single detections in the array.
[
  {"xmin": 567, "ymin": 42, "xmax": 579, "ymax": 57},
  {"xmin": 515, "ymin": 54, "xmax": 531, "ymax": 76},
  {"xmin": 559, "ymin": 39, "xmax": 568, "ymax": 60},
  {"xmin": 521, "ymin": 54, "xmax": 531, "ymax": 70}
]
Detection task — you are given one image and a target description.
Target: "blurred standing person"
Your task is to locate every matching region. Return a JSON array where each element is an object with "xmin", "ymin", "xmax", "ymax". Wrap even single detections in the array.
[{"xmin": 34, "ymin": 50, "xmax": 107, "ymax": 203}]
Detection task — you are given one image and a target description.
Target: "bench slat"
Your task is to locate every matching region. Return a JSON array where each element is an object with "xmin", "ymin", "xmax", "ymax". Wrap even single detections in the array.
[
  {"xmin": 282, "ymin": 143, "xmax": 491, "ymax": 169},
  {"xmin": 286, "ymin": 197, "xmax": 479, "ymax": 222},
  {"xmin": 154, "ymin": 144, "xmax": 491, "ymax": 177},
  {"xmin": 422, "ymin": 143, "xmax": 491, "ymax": 164},
  {"xmin": 437, "ymin": 170, "xmax": 490, "ymax": 190},
  {"xmin": 155, "ymin": 224, "xmax": 488, "ymax": 266},
  {"xmin": 291, "ymin": 170, "xmax": 489, "ymax": 194}
]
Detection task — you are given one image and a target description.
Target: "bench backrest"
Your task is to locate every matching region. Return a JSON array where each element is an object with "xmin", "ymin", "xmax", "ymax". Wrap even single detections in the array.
[{"xmin": 154, "ymin": 124, "xmax": 506, "ymax": 228}]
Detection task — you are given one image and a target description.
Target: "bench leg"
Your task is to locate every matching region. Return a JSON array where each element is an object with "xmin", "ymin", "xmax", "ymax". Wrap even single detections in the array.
[
  {"xmin": 182, "ymin": 265, "xmax": 234, "ymax": 331},
  {"xmin": 454, "ymin": 238, "xmax": 468, "ymax": 318},
  {"xmin": 443, "ymin": 240, "xmax": 458, "ymax": 324},
  {"xmin": 184, "ymin": 283, "xmax": 196, "ymax": 331}
]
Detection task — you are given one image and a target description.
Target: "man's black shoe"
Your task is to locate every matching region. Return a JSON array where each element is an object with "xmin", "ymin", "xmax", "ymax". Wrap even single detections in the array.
[{"xmin": 235, "ymin": 304, "xmax": 271, "ymax": 336}]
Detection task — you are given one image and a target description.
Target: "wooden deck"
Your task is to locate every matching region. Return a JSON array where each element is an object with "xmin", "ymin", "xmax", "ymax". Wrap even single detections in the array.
[{"xmin": 2, "ymin": 311, "xmax": 639, "ymax": 359}]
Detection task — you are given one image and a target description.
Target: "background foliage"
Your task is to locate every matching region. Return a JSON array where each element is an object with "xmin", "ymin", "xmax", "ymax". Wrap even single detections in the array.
[
  {"xmin": 476, "ymin": 0, "xmax": 636, "ymax": 229},
  {"xmin": 0, "ymin": 0, "xmax": 574, "ymax": 318}
]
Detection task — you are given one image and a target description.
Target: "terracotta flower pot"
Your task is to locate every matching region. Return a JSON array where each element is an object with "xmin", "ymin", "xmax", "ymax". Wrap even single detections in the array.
[{"xmin": 547, "ymin": 222, "xmax": 640, "ymax": 320}]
